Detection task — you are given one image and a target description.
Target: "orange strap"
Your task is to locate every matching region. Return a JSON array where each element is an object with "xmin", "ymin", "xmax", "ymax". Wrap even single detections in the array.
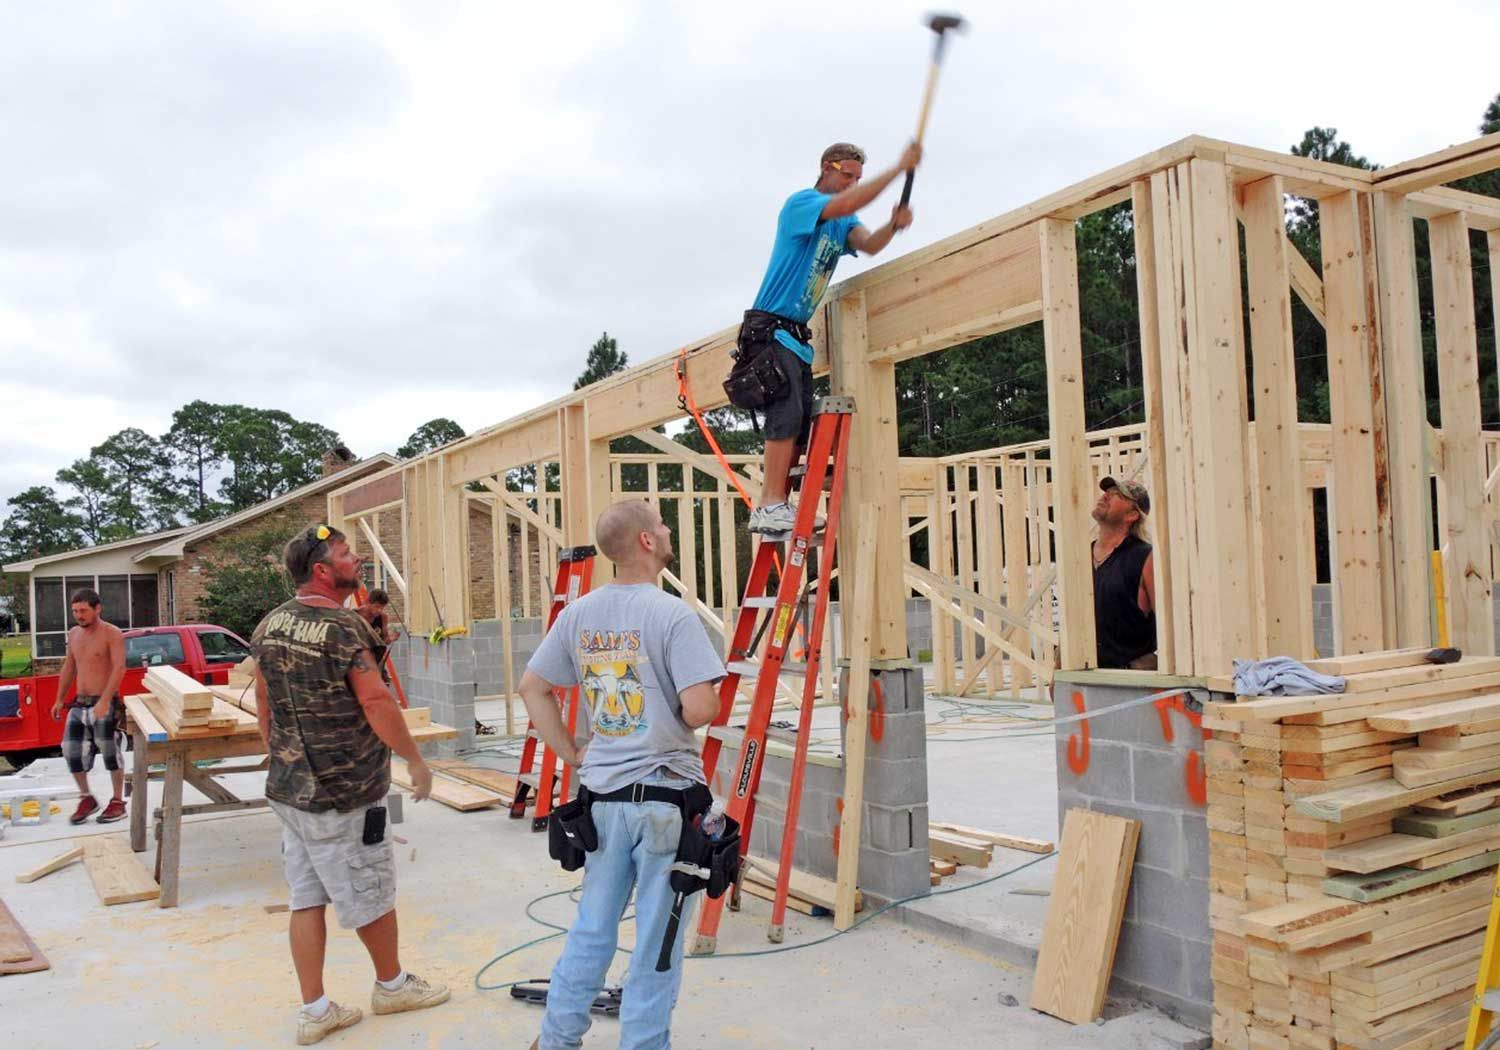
[{"xmin": 677, "ymin": 349, "xmax": 755, "ymax": 510}]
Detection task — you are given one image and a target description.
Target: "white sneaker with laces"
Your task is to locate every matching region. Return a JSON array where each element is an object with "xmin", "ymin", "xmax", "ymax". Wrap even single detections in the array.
[
  {"xmin": 296, "ymin": 1001, "xmax": 361, "ymax": 1045},
  {"xmin": 371, "ymin": 972, "xmax": 451, "ymax": 1016},
  {"xmin": 749, "ymin": 501, "xmax": 826, "ymax": 536}
]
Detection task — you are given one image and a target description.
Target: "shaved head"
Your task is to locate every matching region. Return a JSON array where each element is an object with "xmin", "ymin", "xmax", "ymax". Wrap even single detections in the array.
[{"xmin": 596, "ymin": 500, "xmax": 663, "ymax": 563}]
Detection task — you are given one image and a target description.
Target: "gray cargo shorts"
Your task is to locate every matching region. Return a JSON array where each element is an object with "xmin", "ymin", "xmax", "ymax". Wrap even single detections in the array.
[{"xmin": 269, "ymin": 799, "xmax": 396, "ymax": 930}]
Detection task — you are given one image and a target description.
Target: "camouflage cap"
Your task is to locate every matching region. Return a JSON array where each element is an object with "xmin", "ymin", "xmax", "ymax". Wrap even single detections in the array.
[{"xmin": 1100, "ymin": 476, "xmax": 1150, "ymax": 515}]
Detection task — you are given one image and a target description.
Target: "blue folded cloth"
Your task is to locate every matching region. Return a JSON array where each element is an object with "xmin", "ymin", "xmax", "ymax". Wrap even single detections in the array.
[{"xmin": 1231, "ymin": 656, "xmax": 1346, "ymax": 697}]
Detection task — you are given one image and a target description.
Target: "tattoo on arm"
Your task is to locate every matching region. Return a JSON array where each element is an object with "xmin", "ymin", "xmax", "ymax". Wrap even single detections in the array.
[{"xmin": 353, "ymin": 651, "xmax": 377, "ymax": 674}]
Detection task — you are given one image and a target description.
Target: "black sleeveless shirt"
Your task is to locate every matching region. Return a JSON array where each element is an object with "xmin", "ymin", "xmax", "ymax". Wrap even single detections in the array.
[{"xmin": 1093, "ymin": 535, "xmax": 1156, "ymax": 669}]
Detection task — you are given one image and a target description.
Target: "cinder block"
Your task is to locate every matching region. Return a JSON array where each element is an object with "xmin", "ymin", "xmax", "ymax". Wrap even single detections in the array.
[
  {"xmin": 1111, "ymin": 920, "xmax": 1186, "ymax": 996},
  {"xmin": 1184, "ymin": 938, "xmax": 1214, "ymax": 1004},
  {"xmin": 857, "ymin": 845, "xmax": 931, "ymax": 901},
  {"xmin": 1183, "ymin": 814, "xmax": 1210, "ymax": 879},
  {"xmin": 864, "ymin": 802, "xmax": 919, "ymax": 852},
  {"xmin": 863, "ymin": 710, "xmax": 928, "ymax": 760},
  {"xmin": 1053, "ymin": 736, "xmax": 1132, "ymax": 800},
  {"xmin": 1131, "ymin": 866, "xmax": 1209, "ymax": 940},
  {"xmin": 1133, "ymin": 746, "xmax": 1198, "ymax": 809},
  {"xmin": 860, "ymin": 755, "xmax": 929, "ymax": 808}
]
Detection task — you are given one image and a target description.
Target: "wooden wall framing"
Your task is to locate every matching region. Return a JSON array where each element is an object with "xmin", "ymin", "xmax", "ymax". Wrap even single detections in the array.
[{"xmin": 331, "ymin": 130, "xmax": 1500, "ymax": 681}]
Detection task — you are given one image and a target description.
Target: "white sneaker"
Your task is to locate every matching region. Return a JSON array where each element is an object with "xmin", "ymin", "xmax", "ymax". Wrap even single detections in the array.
[
  {"xmin": 296, "ymin": 1001, "xmax": 361, "ymax": 1045},
  {"xmin": 371, "ymin": 972, "xmax": 451, "ymax": 1015},
  {"xmin": 749, "ymin": 501, "xmax": 826, "ymax": 536}
]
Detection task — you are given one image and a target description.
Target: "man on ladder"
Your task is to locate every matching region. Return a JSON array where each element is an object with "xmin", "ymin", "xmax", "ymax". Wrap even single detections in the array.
[
  {"xmin": 733, "ymin": 139, "xmax": 919, "ymax": 535},
  {"xmin": 518, "ymin": 500, "xmax": 725, "ymax": 1050}
]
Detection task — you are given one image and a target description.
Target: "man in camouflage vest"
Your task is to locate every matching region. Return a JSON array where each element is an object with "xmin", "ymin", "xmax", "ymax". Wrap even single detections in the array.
[{"xmin": 252, "ymin": 524, "xmax": 449, "ymax": 1045}]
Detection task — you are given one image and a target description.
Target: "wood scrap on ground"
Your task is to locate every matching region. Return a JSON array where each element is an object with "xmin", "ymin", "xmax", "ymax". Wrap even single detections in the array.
[
  {"xmin": 80, "ymin": 836, "xmax": 159, "ymax": 906},
  {"xmin": 929, "ymin": 820, "xmax": 1054, "ymax": 854},
  {"xmin": 15, "ymin": 846, "xmax": 84, "ymax": 884},
  {"xmin": 1206, "ymin": 652, "xmax": 1500, "ymax": 1050},
  {"xmin": 1030, "ymin": 808, "xmax": 1139, "ymax": 1025},
  {"xmin": 928, "ymin": 828, "xmax": 993, "ymax": 868},
  {"xmin": 740, "ymin": 855, "xmax": 861, "ymax": 914},
  {"xmin": 428, "ymin": 760, "xmax": 518, "ymax": 802},
  {"xmin": 0, "ymin": 898, "xmax": 49, "ymax": 975}
]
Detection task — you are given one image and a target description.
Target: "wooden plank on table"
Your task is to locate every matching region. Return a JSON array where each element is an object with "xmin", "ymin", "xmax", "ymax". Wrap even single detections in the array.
[
  {"xmin": 407, "ymin": 723, "xmax": 459, "ymax": 745},
  {"xmin": 209, "ymin": 683, "xmax": 257, "ymax": 714},
  {"xmin": 402, "ymin": 706, "xmax": 431, "ymax": 728},
  {"xmin": 144, "ymin": 665, "xmax": 214, "ymax": 711},
  {"xmin": 1030, "ymin": 809, "xmax": 1140, "ymax": 1025},
  {"xmin": 1394, "ymin": 807, "xmax": 1500, "ymax": 838},
  {"xmin": 15, "ymin": 846, "xmax": 85, "ymax": 884},
  {"xmin": 1322, "ymin": 850, "xmax": 1500, "ymax": 903},
  {"xmin": 1368, "ymin": 693, "xmax": 1500, "ymax": 733},
  {"xmin": 929, "ymin": 821, "xmax": 1055, "ymax": 854},
  {"xmin": 0, "ymin": 899, "xmax": 49, "ymax": 974},
  {"xmin": 743, "ymin": 855, "xmax": 861, "ymax": 912},
  {"xmin": 80, "ymin": 836, "xmax": 160, "ymax": 905},
  {"xmin": 1294, "ymin": 768, "xmax": 1500, "ymax": 822},
  {"xmin": 123, "ymin": 694, "xmax": 169, "ymax": 743},
  {"xmin": 389, "ymin": 757, "xmax": 502, "ymax": 811}
]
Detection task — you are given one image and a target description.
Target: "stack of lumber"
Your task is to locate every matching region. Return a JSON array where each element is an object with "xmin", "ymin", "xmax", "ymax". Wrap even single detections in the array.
[
  {"xmin": 142, "ymin": 665, "xmax": 236, "ymax": 733},
  {"xmin": 1203, "ymin": 648, "xmax": 1500, "ymax": 1050}
]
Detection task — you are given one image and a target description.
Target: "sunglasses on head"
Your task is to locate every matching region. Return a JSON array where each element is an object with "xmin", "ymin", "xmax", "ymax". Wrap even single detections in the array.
[{"xmin": 297, "ymin": 524, "xmax": 334, "ymax": 577}]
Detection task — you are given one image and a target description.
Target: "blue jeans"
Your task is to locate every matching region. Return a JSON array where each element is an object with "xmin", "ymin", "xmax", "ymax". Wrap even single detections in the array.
[{"xmin": 540, "ymin": 771, "xmax": 698, "ymax": 1050}]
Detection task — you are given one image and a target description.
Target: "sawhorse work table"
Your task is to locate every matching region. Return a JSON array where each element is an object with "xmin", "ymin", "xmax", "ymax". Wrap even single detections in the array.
[{"xmin": 124, "ymin": 694, "xmax": 456, "ymax": 908}]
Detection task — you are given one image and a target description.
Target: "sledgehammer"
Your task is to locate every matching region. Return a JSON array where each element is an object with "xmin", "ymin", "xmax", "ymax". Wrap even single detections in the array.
[{"xmin": 899, "ymin": 12, "xmax": 968, "ymax": 209}]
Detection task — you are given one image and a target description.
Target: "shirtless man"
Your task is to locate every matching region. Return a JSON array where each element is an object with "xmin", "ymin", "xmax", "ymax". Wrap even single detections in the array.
[{"xmin": 49, "ymin": 588, "xmax": 128, "ymax": 824}]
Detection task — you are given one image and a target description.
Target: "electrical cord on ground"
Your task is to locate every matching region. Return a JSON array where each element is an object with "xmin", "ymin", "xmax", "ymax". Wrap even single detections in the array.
[{"xmin": 475, "ymin": 851, "xmax": 1055, "ymax": 992}]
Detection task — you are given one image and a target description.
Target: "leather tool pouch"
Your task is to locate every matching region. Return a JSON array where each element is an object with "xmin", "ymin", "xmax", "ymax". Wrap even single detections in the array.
[
  {"xmin": 668, "ymin": 783, "xmax": 742, "ymax": 901},
  {"xmin": 724, "ymin": 310, "xmax": 801, "ymax": 411},
  {"xmin": 547, "ymin": 788, "xmax": 599, "ymax": 872}
]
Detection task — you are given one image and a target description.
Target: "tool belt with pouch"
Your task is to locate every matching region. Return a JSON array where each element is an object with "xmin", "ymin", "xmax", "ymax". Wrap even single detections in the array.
[
  {"xmin": 723, "ymin": 309, "xmax": 810, "ymax": 412},
  {"xmin": 547, "ymin": 780, "xmax": 742, "ymax": 899}
]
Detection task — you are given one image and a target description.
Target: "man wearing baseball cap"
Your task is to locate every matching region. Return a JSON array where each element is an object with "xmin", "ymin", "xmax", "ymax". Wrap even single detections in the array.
[{"xmin": 1091, "ymin": 477, "xmax": 1157, "ymax": 670}]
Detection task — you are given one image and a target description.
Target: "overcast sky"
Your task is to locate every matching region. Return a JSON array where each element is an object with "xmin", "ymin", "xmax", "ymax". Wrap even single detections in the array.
[{"xmin": 3, "ymin": 0, "xmax": 1497, "ymax": 516}]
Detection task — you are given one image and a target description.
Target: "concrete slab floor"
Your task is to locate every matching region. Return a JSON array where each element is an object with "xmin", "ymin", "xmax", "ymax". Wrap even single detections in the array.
[{"xmin": 0, "ymin": 743, "xmax": 1206, "ymax": 1049}]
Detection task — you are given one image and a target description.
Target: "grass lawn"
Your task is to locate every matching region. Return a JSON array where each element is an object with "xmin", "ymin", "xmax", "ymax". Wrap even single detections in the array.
[{"xmin": 1, "ymin": 635, "xmax": 32, "ymax": 678}]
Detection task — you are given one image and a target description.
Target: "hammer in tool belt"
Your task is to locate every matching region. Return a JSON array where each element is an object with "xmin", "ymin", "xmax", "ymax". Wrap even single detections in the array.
[{"xmin": 899, "ymin": 12, "xmax": 968, "ymax": 209}]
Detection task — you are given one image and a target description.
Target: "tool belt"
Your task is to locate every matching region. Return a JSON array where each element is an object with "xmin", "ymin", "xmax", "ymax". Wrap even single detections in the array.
[
  {"xmin": 723, "ymin": 309, "xmax": 809, "ymax": 412},
  {"xmin": 547, "ymin": 780, "xmax": 742, "ymax": 901}
]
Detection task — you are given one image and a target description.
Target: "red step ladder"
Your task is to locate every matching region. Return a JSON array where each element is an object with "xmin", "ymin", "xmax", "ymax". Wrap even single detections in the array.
[
  {"xmin": 509, "ymin": 544, "xmax": 596, "ymax": 830},
  {"xmin": 693, "ymin": 396, "xmax": 854, "ymax": 951}
]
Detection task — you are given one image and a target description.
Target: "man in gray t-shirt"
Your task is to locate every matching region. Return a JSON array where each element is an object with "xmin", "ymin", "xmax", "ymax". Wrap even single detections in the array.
[{"xmin": 520, "ymin": 500, "xmax": 723, "ymax": 1050}]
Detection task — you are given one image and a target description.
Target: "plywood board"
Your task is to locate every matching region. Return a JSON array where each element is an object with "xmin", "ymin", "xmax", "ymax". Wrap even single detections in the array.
[
  {"xmin": 428, "ymin": 760, "xmax": 518, "ymax": 799},
  {"xmin": 0, "ymin": 899, "xmax": 49, "ymax": 975},
  {"xmin": 80, "ymin": 836, "xmax": 160, "ymax": 905},
  {"xmin": 1030, "ymin": 809, "xmax": 1140, "ymax": 1024},
  {"xmin": 389, "ymin": 757, "xmax": 503, "ymax": 811}
]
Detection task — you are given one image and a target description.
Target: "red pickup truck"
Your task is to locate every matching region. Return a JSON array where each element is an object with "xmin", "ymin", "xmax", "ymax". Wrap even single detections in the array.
[{"xmin": 0, "ymin": 624, "xmax": 254, "ymax": 766}]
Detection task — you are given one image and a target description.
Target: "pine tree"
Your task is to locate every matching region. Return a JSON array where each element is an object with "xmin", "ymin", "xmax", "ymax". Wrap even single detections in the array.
[{"xmin": 574, "ymin": 332, "xmax": 628, "ymax": 389}]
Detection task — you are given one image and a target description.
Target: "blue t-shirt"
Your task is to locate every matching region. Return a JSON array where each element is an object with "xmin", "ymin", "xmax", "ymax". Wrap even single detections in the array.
[{"xmin": 750, "ymin": 188, "xmax": 862, "ymax": 364}]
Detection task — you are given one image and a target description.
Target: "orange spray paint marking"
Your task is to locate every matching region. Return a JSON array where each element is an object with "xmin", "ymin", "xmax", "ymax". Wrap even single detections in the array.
[
  {"xmin": 869, "ymin": 678, "xmax": 886, "ymax": 743},
  {"xmin": 1184, "ymin": 752, "xmax": 1208, "ymax": 806},
  {"xmin": 1066, "ymin": 691, "xmax": 1090, "ymax": 775}
]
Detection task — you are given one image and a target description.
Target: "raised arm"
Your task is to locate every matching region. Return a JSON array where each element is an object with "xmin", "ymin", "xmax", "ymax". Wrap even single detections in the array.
[{"xmin": 820, "ymin": 142, "xmax": 922, "ymax": 220}]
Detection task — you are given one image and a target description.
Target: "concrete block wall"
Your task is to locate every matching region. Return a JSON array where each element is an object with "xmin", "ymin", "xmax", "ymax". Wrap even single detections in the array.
[
  {"xmin": 466, "ymin": 616, "xmax": 546, "ymax": 699},
  {"xmin": 391, "ymin": 633, "xmax": 475, "ymax": 755},
  {"xmin": 723, "ymin": 665, "xmax": 931, "ymax": 905},
  {"xmin": 1053, "ymin": 681, "xmax": 1212, "ymax": 1029}
]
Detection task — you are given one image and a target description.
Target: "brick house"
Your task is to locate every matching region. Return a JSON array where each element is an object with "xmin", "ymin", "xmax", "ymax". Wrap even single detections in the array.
[{"xmin": 5, "ymin": 450, "xmax": 396, "ymax": 671}]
